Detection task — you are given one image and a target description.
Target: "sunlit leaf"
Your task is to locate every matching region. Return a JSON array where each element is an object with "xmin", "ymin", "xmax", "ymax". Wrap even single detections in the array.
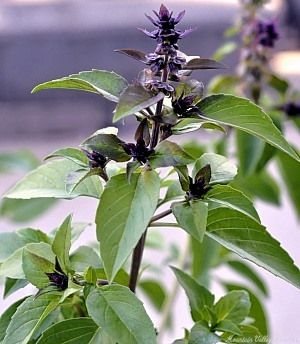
[
  {"xmin": 2, "ymin": 294, "xmax": 60, "ymax": 344},
  {"xmin": 96, "ymin": 171, "xmax": 160, "ymax": 281},
  {"xmin": 197, "ymin": 94, "xmax": 300, "ymax": 162},
  {"xmin": 36, "ymin": 318, "xmax": 98, "ymax": 344},
  {"xmin": 32, "ymin": 70, "xmax": 128, "ymax": 102},
  {"xmin": 86, "ymin": 285, "xmax": 157, "ymax": 344},
  {"xmin": 206, "ymin": 207, "xmax": 300, "ymax": 288},
  {"xmin": 4, "ymin": 159, "xmax": 102, "ymax": 199}
]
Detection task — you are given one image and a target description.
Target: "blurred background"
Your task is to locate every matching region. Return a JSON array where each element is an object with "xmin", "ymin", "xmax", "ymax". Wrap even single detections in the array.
[{"xmin": 0, "ymin": 0, "xmax": 300, "ymax": 343}]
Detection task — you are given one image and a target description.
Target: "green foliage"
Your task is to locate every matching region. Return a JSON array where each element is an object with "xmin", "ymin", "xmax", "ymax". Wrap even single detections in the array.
[
  {"xmin": 197, "ymin": 94, "xmax": 300, "ymax": 162},
  {"xmin": 96, "ymin": 171, "xmax": 160, "ymax": 281},
  {"xmin": 4, "ymin": 159, "xmax": 102, "ymax": 199},
  {"xmin": 32, "ymin": 70, "xmax": 128, "ymax": 102},
  {"xmin": 1, "ymin": 3, "xmax": 300, "ymax": 343},
  {"xmin": 36, "ymin": 318, "xmax": 99, "ymax": 344},
  {"xmin": 86, "ymin": 285, "xmax": 157, "ymax": 344}
]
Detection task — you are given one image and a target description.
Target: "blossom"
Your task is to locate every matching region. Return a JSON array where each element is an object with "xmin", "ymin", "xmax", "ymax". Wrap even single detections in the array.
[
  {"xmin": 256, "ymin": 20, "xmax": 279, "ymax": 48},
  {"xmin": 172, "ymin": 94, "xmax": 200, "ymax": 117},
  {"xmin": 122, "ymin": 139, "xmax": 154, "ymax": 164},
  {"xmin": 281, "ymin": 102, "xmax": 300, "ymax": 117},
  {"xmin": 141, "ymin": 4, "xmax": 193, "ymax": 49},
  {"xmin": 46, "ymin": 258, "xmax": 68, "ymax": 291},
  {"xmin": 82, "ymin": 149, "xmax": 108, "ymax": 169}
]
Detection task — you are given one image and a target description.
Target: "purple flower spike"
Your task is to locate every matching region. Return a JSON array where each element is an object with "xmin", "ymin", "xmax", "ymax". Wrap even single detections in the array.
[{"xmin": 256, "ymin": 20, "xmax": 279, "ymax": 48}]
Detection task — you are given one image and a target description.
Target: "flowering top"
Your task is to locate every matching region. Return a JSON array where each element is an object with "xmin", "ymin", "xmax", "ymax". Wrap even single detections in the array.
[
  {"xmin": 256, "ymin": 20, "xmax": 279, "ymax": 48},
  {"xmin": 141, "ymin": 4, "xmax": 192, "ymax": 49}
]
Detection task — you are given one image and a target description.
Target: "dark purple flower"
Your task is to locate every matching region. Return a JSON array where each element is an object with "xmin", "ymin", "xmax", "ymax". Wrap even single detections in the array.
[
  {"xmin": 187, "ymin": 164, "xmax": 211, "ymax": 199},
  {"xmin": 172, "ymin": 94, "xmax": 200, "ymax": 117},
  {"xmin": 122, "ymin": 139, "xmax": 154, "ymax": 164},
  {"xmin": 140, "ymin": 4, "xmax": 192, "ymax": 49},
  {"xmin": 146, "ymin": 80, "xmax": 175, "ymax": 95},
  {"xmin": 281, "ymin": 102, "xmax": 300, "ymax": 117},
  {"xmin": 145, "ymin": 53, "xmax": 165, "ymax": 73},
  {"xmin": 256, "ymin": 20, "xmax": 279, "ymax": 48},
  {"xmin": 46, "ymin": 257, "xmax": 68, "ymax": 291},
  {"xmin": 82, "ymin": 149, "xmax": 108, "ymax": 169}
]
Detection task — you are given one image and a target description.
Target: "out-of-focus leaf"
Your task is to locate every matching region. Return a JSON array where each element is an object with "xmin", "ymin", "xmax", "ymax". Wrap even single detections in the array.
[
  {"xmin": 277, "ymin": 149, "xmax": 300, "ymax": 217},
  {"xmin": 139, "ymin": 279, "xmax": 167, "ymax": 310}
]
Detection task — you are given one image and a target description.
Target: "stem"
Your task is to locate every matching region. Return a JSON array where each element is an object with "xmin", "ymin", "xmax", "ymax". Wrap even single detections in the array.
[
  {"xmin": 149, "ymin": 222, "xmax": 179, "ymax": 228},
  {"xmin": 129, "ymin": 55, "xmax": 170, "ymax": 293},
  {"xmin": 129, "ymin": 230, "xmax": 147, "ymax": 293},
  {"xmin": 150, "ymin": 208, "xmax": 172, "ymax": 223},
  {"xmin": 129, "ymin": 208, "xmax": 173, "ymax": 293}
]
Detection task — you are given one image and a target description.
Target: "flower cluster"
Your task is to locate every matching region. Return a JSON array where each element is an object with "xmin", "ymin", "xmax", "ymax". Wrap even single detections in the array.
[
  {"xmin": 281, "ymin": 102, "xmax": 300, "ymax": 118},
  {"xmin": 82, "ymin": 149, "xmax": 107, "ymax": 169},
  {"xmin": 122, "ymin": 139, "xmax": 153, "ymax": 164},
  {"xmin": 46, "ymin": 258, "xmax": 68, "ymax": 291},
  {"xmin": 142, "ymin": 4, "xmax": 192, "ymax": 78},
  {"xmin": 172, "ymin": 94, "xmax": 200, "ymax": 117},
  {"xmin": 256, "ymin": 20, "xmax": 279, "ymax": 48}
]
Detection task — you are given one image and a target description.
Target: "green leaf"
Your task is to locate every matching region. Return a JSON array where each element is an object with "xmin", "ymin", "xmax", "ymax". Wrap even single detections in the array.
[
  {"xmin": 214, "ymin": 290, "xmax": 250, "ymax": 324},
  {"xmin": 183, "ymin": 58, "xmax": 226, "ymax": 70},
  {"xmin": 86, "ymin": 285, "xmax": 157, "ymax": 344},
  {"xmin": 52, "ymin": 215, "xmax": 72, "ymax": 273},
  {"xmin": 188, "ymin": 321, "xmax": 220, "ymax": 344},
  {"xmin": 277, "ymin": 149, "xmax": 300, "ymax": 217},
  {"xmin": 0, "ymin": 150, "xmax": 39, "ymax": 173},
  {"xmin": 2, "ymin": 294, "xmax": 60, "ymax": 344},
  {"xmin": 70, "ymin": 246, "xmax": 102, "ymax": 272},
  {"xmin": 194, "ymin": 153, "xmax": 237, "ymax": 184},
  {"xmin": 139, "ymin": 279, "xmax": 167, "ymax": 310},
  {"xmin": 267, "ymin": 74, "xmax": 289, "ymax": 95},
  {"xmin": 223, "ymin": 283, "xmax": 268, "ymax": 336},
  {"xmin": 172, "ymin": 200, "xmax": 208, "ymax": 243},
  {"xmin": 115, "ymin": 48, "xmax": 147, "ymax": 63},
  {"xmin": 45, "ymin": 147, "xmax": 89, "ymax": 167},
  {"xmin": 0, "ymin": 198, "xmax": 57, "ymax": 222},
  {"xmin": 96, "ymin": 171, "xmax": 160, "ymax": 281},
  {"xmin": 149, "ymin": 140, "xmax": 194, "ymax": 168},
  {"xmin": 5, "ymin": 159, "xmax": 102, "ymax": 199},
  {"xmin": 113, "ymin": 85, "xmax": 164, "ymax": 122},
  {"xmin": 0, "ymin": 298, "xmax": 26, "ymax": 342},
  {"xmin": 214, "ymin": 319, "xmax": 242, "ymax": 336},
  {"xmin": 171, "ymin": 118, "xmax": 225, "ymax": 135},
  {"xmin": 236, "ymin": 131, "xmax": 265, "ymax": 176},
  {"xmin": 81, "ymin": 132, "xmax": 130, "ymax": 162},
  {"xmin": 231, "ymin": 171, "xmax": 280, "ymax": 205},
  {"xmin": 0, "ymin": 233, "xmax": 26, "ymax": 262},
  {"xmin": 226, "ymin": 260, "xmax": 268, "ymax": 296},
  {"xmin": 206, "ymin": 207, "xmax": 300, "ymax": 288},
  {"xmin": 18, "ymin": 228, "xmax": 51, "ymax": 245},
  {"xmin": 212, "ymin": 41, "xmax": 237, "ymax": 61},
  {"xmin": 0, "ymin": 248, "xmax": 24, "ymax": 279},
  {"xmin": 206, "ymin": 185, "xmax": 260, "ymax": 223},
  {"xmin": 22, "ymin": 243, "xmax": 55, "ymax": 288},
  {"xmin": 3, "ymin": 278, "xmax": 28, "ymax": 298},
  {"xmin": 171, "ymin": 267, "xmax": 214, "ymax": 322},
  {"xmin": 32, "ymin": 69, "xmax": 128, "ymax": 102},
  {"xmin": 197, "ymin": 94, "xmax": 300, "ymax": 162},
  {"xmin": 36, "ymin": 318, "xmax": 98, "ymax": 344}
]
